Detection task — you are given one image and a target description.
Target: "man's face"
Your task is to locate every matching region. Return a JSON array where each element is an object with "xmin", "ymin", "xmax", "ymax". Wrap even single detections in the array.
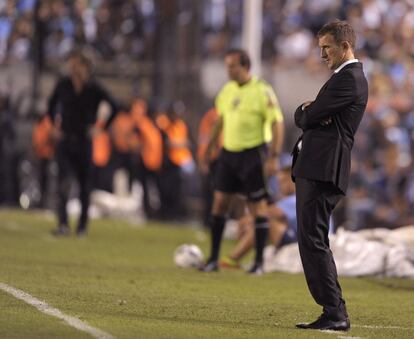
[
  {"xmin": 68, "ymin": 56, "xmax": 90, "ymax": 83},
  {"xmin": 318, "ymin": 33, "xmax": 346, "ymax": 70},
  {"xmin": 225, "ymin": 54, "xmax": 246, "ymax": 82}
]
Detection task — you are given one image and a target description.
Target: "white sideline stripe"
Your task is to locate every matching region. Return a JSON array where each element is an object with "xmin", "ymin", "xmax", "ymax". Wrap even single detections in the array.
[
  {"xmin": 319, "ymin": 323, "xmax": 414, "ymax": 339},
  {"xmin": 321, "ymin": 330, "xmax": 363, "ymax": 338},
  {"xmin": 354, "ymin": 324, "xmax": 414, "ymax": 331},
  {"xmin": 0, "ymin": 283, "xmax": 115, "ymax": 339}
]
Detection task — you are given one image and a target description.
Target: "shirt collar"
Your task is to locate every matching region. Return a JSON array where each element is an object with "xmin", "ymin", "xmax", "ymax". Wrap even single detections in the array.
[
  {"xmin": 237, "ymin": 76, "xmax": 255, "ymax": 87},
  {"xmin": 334, "ymin": 59, "xmax": 359, "ymax": 73}
]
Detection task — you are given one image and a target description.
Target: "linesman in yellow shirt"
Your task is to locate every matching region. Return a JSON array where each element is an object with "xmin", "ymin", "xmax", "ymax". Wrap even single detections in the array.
[{"xmin": 200, "ymin": 49, "xmax": 284, "ymax": 274}]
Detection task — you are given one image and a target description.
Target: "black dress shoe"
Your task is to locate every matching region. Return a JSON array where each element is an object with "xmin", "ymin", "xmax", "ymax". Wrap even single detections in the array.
[
  {"xmin": 246, "ymin": 262, "xmax": 264, "ymax": 275},
  {"xmin": 198, "ymin": 260, "xmax": 219, "ymax": 272},
  {"xmin": 51, "ymin": 225, "xmax": 70, "ymax": 237},
  {"xmin": 296, "ymin": 315, "xmax": 350, "ymax": 331},
  {"xmin": 76, "ymin": 228, "xmax": 87, "ymax": 238}
]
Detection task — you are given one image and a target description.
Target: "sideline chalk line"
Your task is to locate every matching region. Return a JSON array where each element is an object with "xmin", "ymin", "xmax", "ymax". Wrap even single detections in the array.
[
  {"xmin": 354, "ymin": 324, "xmax": 414, "ymax": 330},
  {"xmin": 0, "ymin": 282, "xmax": 115, "ymax": 339},
  {"xmin": 321, "ymin": 323, "xmax": 414, "ymax": 339}
]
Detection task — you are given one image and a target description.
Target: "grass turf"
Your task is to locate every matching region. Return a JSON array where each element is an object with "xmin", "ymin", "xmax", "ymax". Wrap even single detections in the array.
[{"xmin": 0, "ymin": 208, "xmax": 413, "ymax": 338}]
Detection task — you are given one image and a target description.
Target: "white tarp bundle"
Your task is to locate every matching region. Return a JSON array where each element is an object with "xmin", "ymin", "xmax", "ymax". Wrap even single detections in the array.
[{"xmin": 264, "ymin": 226, "xmax": 414, "ymax": 278}]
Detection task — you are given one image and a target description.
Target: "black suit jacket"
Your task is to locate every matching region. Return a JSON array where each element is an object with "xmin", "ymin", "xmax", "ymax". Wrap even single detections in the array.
[{"xmin": 292, "ymin": 62, "xmax": 368, "ymax": 194}]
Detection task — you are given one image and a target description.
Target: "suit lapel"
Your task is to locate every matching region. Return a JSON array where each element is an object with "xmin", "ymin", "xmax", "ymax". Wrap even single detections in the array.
[
  {"xmin": 315, "ymin": 75, "xmax": 333, "ymax": 98},
  {"xmin": 315, "ymin": 66, "xmax": 348, "ymax": 98}
]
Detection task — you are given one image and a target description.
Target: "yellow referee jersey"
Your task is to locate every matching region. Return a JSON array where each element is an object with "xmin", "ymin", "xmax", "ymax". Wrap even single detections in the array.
[{"xmin": 215, "ymin": 76, "xmax": 283, "ymax": 152}]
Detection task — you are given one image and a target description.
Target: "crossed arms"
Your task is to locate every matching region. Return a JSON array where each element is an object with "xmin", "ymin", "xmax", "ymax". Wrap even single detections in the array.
[{"xmin": 294, "ymin": 72, "xmax": 356, "ymax": 130}]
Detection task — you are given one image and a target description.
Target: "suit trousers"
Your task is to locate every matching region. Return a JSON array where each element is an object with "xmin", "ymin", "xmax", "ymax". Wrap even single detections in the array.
[
  {"xmin": 295, "ymin": 177, "xmax": 347, "ymax": 320},
  {"xmin": 56, "ymin": 138, "xmax": 93, "ymax": 230}
]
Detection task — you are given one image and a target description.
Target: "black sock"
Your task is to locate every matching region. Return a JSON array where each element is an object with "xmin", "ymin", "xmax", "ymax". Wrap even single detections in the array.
[
  {"xmin": 254, "ymin": 216, "xmax": 269, "ymax": 265},
  {"xmin": 209, "ymin": 215, "xmax": 226, "ymax": 262}
]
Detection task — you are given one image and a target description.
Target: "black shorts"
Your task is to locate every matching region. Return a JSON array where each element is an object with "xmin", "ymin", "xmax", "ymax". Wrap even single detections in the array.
[{"xmin": 214, "ymin": 144, "xmax": 269, "ymax": 201}]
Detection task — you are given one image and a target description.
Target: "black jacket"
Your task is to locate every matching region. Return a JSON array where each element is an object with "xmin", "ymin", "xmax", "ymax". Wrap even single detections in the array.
[
  {"xmin": 47, "ymin": 76, "xmax": 118, "ymax": 140},
  {"xmin": 292, "ymin": 62, "xmax": 368, "ymax": 194}
]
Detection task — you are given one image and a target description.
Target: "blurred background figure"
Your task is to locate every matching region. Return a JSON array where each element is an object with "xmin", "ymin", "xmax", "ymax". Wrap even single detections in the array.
[
  {"xmin": 47, "ymin": 50, "xmax": 117, "ymax": 236},
  {"xmin": 130, "ymin": 98, "xmax": 163, "ymax": 219},
  {"xmin": 110, "ymin": 106, "xmax": 140, "ymax": 192},
  {"xmin": 31, "ymin": 113, "xmax": 54, "ymax": 208},
  {"xmin": 197, "ymin": 107, "xmax": 221, "ymax": 227},
  {"xmin": 155, "ymin": 101, "xmax": 194, "ymax": 221},
  {"xmin": 0, "ymin": 93, "xmax": 17, "ymax": 206},
  {"xmin": 107, "ymin": 98, "xmax": 162, "ymax": 219}
]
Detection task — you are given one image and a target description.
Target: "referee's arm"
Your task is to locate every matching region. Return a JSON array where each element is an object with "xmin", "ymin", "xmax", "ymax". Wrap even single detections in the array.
[
  {"xmin": 205, "ymin": 116, "xmax": 223, "ymax": 160},
  {"xmin": 269, "ymin": 119, "xmax": 284, "ymax": 157},
  {"xmin": 265, "ymin": 119, "xmax": 284, "ymax": 176}
]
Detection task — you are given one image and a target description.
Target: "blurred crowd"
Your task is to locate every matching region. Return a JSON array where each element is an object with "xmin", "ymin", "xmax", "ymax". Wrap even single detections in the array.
[
  {"xmin": 1, "ymin": 0, "xmax": 414, "ymax": 229},
  {"xmin": 0, "ymin": 0, "xmax": 158, "ymax": 64}
]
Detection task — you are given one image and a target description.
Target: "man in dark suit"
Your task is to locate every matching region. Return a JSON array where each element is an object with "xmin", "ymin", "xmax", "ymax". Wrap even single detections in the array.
[
  {"xmin": 292, "ymin": 20, "xmax": 368, "ymax": 331},
  {"xmin": 48, "ymin": 50, "xmax": 118, "ymax": 237}
]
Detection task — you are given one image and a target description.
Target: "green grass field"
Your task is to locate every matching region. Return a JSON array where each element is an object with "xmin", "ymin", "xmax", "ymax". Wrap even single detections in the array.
[{"xmin": 0, "ymin": 208, "xmax": 413, "ymax": 339}]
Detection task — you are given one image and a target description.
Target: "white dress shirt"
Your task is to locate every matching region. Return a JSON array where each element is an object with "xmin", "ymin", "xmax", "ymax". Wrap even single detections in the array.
[{"xmin": 334, "ymin": 59, "xmax": 359, "ymax": 73}]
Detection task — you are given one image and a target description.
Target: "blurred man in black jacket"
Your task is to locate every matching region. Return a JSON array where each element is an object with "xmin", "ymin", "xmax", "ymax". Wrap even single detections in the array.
[{"xmin": 48, "ymin": 50, "xmax": 117, "ymax": 236}]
